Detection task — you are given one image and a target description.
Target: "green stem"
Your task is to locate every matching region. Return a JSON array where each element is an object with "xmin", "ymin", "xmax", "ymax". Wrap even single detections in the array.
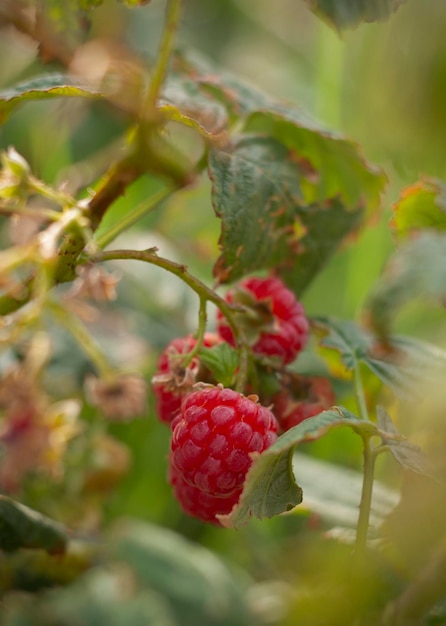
[
  {"xmin": 235, "ymin": 343, "xmax": 250, "ymax": 394},
  {"xmin": 95, "ymin": 248, "xmax": 249, "ymax": 387},
  {"xmin": 95, "ymin": 186, "xmax": 173, "ymax": 250},
  {"xmin": 182, "ymin": 295, "xmax": 208, "ymax": 368},
  {"xmin": 144, "ymin": 0, "xmax": 182, "ymax": 114},
  {"xmin": 95, "ymin": 248, "xmax": 241, "ymax": 323},
  {"xmin": 0, "ymin": 202, "xmax": 61, "ymax": 221},
  {"xmin": 353, "ymin": 435, "xmax": 376, "ymax": 572},
  {"xmin": 29, "ymin": 175, "xmax": 77, "ymax": 209},
  {"xmin": 353, "ymin": 361, "xmax": 368, "ymax": 421},
  {"xmin": 48, "ymin": 300, "xmax": 114, "ymax": 377}
]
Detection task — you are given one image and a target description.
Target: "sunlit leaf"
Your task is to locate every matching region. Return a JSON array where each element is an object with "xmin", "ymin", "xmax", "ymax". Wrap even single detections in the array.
[
  {"xmin": 304, "ymin": 0, "xmax": 408, "ymax": 31},
  {"xmin": 0, "ymin": 74, "xmax": 103, "ymax": 123},
  {"xmin": 0, "ymin": 497, "xmax": 68, "ymax": 554},
  {"xmin": 391, "ymin": 178, "xmax": 446, "ymax": 239},
  {"xmin": 364, "ymin": 232, "xmax": 446, "ymax": 339},
  {"xmin": 219, "ymin": 407, "xmax": 379, "ymax": 528}
]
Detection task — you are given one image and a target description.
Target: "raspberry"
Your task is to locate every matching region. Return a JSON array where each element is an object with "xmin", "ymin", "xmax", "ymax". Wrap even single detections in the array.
[
  {"xmin": 169, "ymin": 464, "xmax": 241, "ymax": 525},
  {"xmin": 151, "ymin": 333, "xmax": 221, "ymax": 424},
  {"xmin": 273, "ymin": 376, "xmax": 335, "ymax": 432},
  {"xmin": 217, "ymin": 276, "xmax": 309, "ymax": 365},
  {"xmin": 170, "ymin": 385, "xmax": 278, "ymax": 499}
]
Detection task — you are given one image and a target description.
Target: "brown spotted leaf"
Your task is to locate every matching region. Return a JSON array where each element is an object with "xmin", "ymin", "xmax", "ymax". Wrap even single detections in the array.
[
  {"xmin": 391, "ymin": 178, "xmax": 446, "ymax": 239},
  {"xmin": 209, "ymin": 135, "xmax": 368, "ymax": 292},
  {"xmin": 304, "ymin": 0, "xmax": 408, "ymax": 31},
  {"xmin": 209, "ymin": 135, "xmax": 304, "ymax": 284}
]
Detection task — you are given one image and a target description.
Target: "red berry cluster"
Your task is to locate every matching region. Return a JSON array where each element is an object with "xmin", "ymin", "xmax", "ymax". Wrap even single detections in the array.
[
  {"xmin": 152, "ymin": 332, "xmax": 221, "ymax": 424},
  {"xmin": 217, "ymin": 276, "xmax": 309, "ymax": 365},
  {"xmin": 151, "ymin": 275, "xmax": 334, "ymax": 524},
  {"xmin": 169, "ymin": 385, "xmax": 278, "ymax": 524},
  {"xmin": 272, "ymin": 375, "xmax": 335, "ymax": 432}
]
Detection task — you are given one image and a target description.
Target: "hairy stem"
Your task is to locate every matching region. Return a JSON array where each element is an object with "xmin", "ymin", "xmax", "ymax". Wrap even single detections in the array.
[
  {"xmin": 182, "ymin": 295, "xmax": 208, "ymax": 368},
  {"xmin": 144, "ymin": 0, "xmax": 182, "ymax": 114},
  {"xmin": 96, "ymin": 248, "xmax": 240, "ymax": 325},
  {"xmin": 353, "ymin": 435, "xmax": 376, "ymax": 571},
  {"xmin": 353, "ymin": 361, "xmax": 368, "ymax": 421}
]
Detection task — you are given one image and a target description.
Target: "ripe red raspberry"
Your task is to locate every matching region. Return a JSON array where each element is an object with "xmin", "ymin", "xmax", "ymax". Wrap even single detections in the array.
[
  {"xmin": 151, "ymin": 333, "xmax": 221, "ymax": 425},
  {"xmin": 217, "ymin": 276, "xmax": 309, "ymax": 365},
  {"xmin": 273, "ymin": 376, "xmax": 335, "ymax": 432},
  {"xmin": 169, "ymin": 464, "xmax": 241, "ymax": 525},
  {"xmin": 170, "ymin": 385, "xmax": 278, "ymax": 498}
]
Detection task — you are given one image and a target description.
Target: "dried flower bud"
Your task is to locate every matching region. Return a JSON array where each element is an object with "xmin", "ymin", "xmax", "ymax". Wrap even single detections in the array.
[
  {"xmin": 0, "ymin": 147, "xmax": 31, "ymax": 200},
  {"xmin": 85, "ymin": 374, "xmax": 147, "ymax": 421},
  {"xmin": 67, "ymin": 265, "xmax": 120, "ymax": 302}
]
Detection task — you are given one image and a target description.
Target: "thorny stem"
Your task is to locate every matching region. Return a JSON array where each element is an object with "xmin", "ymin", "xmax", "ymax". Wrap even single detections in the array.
[
  {"xmin": 353, "ymin": 434, "xmax": 377, "ymax": 572},
  {"xmin": 144, "ymin": 0, "xmax": 182, "ymax": 114},
  {"xmin": 47, "ymin": 300, "xmax": 114, "ymax": 377}
]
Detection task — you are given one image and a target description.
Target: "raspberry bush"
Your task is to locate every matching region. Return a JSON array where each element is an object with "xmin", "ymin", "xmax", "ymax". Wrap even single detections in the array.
[{"xmin": 0, "ymin": 1, "xmax": 445, "ymax": 626}]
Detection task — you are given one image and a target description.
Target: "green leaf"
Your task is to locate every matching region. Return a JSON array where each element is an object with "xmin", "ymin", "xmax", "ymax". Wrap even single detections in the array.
[
  {"xmin": 209, "ymin": 135, "xmax": 303, "ymax": 284},
  {"xmin": 376, "ymin": 406, "xmax": 434, "ymax": 476},
  {"xmin": 0, "ymin": 496, "xmax": 68, "ymax": 554},
  {"xmin": 172, "ymin": 50, "xmax": 272, "ymax": 119},
  {"xmin": 0, "ymin": 74, "xmax": 103, "ymax": 123},
  {"xmin": 293, "ymin": 451, "xmax": 398, "ymax": 529},
  {"xmin": 110, "ymin": 521, "xmax": 250, "ymax": 626},
  {"xmin": 209, "ymin": 135, "xmax": 370, "ymax": 291},
  {"xmin": 304, "ymin": 0, "xmax": 408, "ymax": 31},
  {"xmin": 391, "ymin": 178, "xmax": 446, "ymax": 239},
  {"xmin": 244, "ymin": 109, "xmax": 386, "ymax": 215},
  {"xmin": 198, "ymin": 343, "xmax": 239, "ymax": 388},
  {"xmin": 364, "ymin": 231, "xmax": 446, "ymax": 339},
  {"xmin": 314, "ymin": 317, "xmax": 373, "ymax": 370},
  {"xmin": 160, "ymin": 74, "xmax": 229, "ymax": 140},
  {"xmin": 314, "ymin": 316, "xmax": 446, "ymax": 398},
  {"xmin": 219, "ymin": 406, "xmax": 378, "ymax": 528}
]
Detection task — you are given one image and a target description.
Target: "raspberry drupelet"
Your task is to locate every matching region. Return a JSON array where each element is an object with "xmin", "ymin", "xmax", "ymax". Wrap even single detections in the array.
[{"xmin": 170, "ymin": 385, "xmax": 278, "ymax": 520}]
